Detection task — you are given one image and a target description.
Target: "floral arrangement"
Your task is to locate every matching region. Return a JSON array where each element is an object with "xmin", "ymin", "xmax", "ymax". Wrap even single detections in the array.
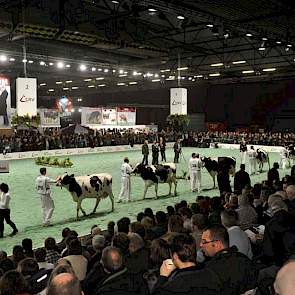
[{"xmin": 35, "ymin": 157, "xmax": 73, "ymax": 168}]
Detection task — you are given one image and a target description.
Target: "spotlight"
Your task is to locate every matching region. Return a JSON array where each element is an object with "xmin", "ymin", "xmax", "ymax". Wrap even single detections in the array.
[
  {"xmin": 66, "ymin": 64, "xmax": 71, "ymax": 68},
  {"xmin": 57, "ymin": 62, "xmax": 64, "ymax": 68},
  {"xmin": 79, "ymin": 64, "xmax": 87, "ymax": 71},
  {"xmin": 206, "ymin": 24, "xmax": 214, "ymax": 28},
  {"xmin": 9, "ymin": 58, "xmax": 15, "ymax": 61},
  {"xmin": 40, "ymin": 61, "xmax": 46, "ymax": 66},
  {"xmin": 91, "ymin": 67, "xmax": 96, "ymax": 71},
  {"xmin": 246, "ymin": 33, "xmax": 253, "ymax": 37},
  {"xmin": 177, "ymin": 15, "xmax": 185, "ymax": 20},
  {"xmin": 0, "ymin": 55, "xmax": 7, "ymax": 62},
  {"xmin": 104, "ymin": 69, "xmax": 109, "ymax": 73}
]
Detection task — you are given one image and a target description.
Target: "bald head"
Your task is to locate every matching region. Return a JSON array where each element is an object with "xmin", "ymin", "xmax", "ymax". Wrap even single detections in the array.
[
  {"xmin": 286, "ymin": 185, "xmax": 295, "ymax": 201},
  {"xmin": 47, "ymin": 273, "xmax": 82, "ymax": 295},
  {"xmin": 274, "ymin": 261, "xmax": 295, "ymax": 295}
]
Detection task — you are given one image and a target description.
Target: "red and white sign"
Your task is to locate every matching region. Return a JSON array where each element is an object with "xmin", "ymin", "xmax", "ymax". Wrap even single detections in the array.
[
  {"xmin": 117, "ymin": 107, "xmax": 136, "ymax": 125},
  {"xmin": 16, "ymin": 78, "xmax": 37, "ymax": 116}
]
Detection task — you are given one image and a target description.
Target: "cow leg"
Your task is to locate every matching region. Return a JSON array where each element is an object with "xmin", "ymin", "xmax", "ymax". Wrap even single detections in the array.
[
  {"xmin": 173, "ymin": 179, "xmax": 177, "ymax": 196},
  {"xmin": 142, "ymin": 184, "xmax": 149, "ymax": 200},
  {"xmin": 91, "ymin": 198, "xmax": 101, "ymax": 215},
  {"xmin": 168, "ymin": 182, "xmax": 172, "ymax": 195},
  {"xmin": 154, "ymin": 183, "xmax": 158, "ymax": 199},
  {"xmin": 77, "ymin": 199, "xmax": 87, "ymax": 220},
  {"xmin": 109, "ymin": 191, "xmax": 115, "ymax": 212}
]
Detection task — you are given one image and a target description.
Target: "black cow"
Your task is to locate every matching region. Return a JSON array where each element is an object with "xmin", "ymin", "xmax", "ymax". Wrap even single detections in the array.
[
  {"xmin": 201, "ymin": 157, "xmax": 236, "ymax": 188},
  {"xmin": 256, "ymin": 149, "xmax": 270, "ymax": 172},
  {"xmin": 132, "ymin": 163, "xmax": 177, "ymax": 199}
]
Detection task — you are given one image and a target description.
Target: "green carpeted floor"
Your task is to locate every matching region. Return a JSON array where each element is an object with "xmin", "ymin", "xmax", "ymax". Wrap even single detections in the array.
[{"xmin": 0, "ymin": 147, "xmax": 289, "ymax": 254}]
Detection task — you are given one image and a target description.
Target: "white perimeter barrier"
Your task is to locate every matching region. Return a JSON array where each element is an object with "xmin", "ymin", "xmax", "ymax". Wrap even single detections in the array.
[
  {"xmin": 211, "ymin": 143, "xmax": 285, "ymax": 153},
  {"xmin": 0, "ymin": 143, "xmax": 175, "ymax": 160}
]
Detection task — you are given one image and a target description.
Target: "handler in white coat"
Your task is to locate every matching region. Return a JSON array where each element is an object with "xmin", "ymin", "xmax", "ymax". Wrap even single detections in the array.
[
  {"xmin": 280, "ymin": 147, "xmax": 289, "ymax": 170},
  {"xmin": 118, "ymin": 157, "xmax": 132, "ymax": 203},
  {"xmin": 247, "ymin": 146, "xmax": 257, "ymax": 175},
  {"xmin": 36, "ymin": 167, "xmax": 57, "ymax": 226},
  {"xmin": 188, "ymin": 153, "xmax": 202, "ymax": 193}
]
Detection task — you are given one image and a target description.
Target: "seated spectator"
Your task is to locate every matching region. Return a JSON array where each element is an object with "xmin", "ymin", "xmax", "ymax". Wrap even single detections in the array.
[
  {"xmin": 285, "ymin": 185, "xmax": 295, "ymax": 215},
  {"xmin": 236, "ymin": 194, "xmax": 258, "ymax": 229},
  {"xmin": 111, "ymin": 232, "xmax": 130, "ymax": 258},
  {"xmin": 129, "ymin": 221, "xmax": 146, "ymax": 240},
  {"xmin": 102, "ymin": 221, "xmax": 115, "ymax": 246},
  {"xmin": 221, "ymin": 210, "xmax": 253, "ymax": 259},
  {"xmin": 153, "ymin": 234, "xmax": 220, "ymax": 295},
  {"xmin": 161, "ymin": 215, "xmax": 184, "ymax": 243},
  {"xmin": 45, "ymin": 237, "xmax": 61, "ymax": 264},
  {"xmin": 166, "ymin": 206, "xmax": 175, "ymax": 217},
  {"xmin": 0, "ymin": 257, "xmax": 15, "ymax": 273},
  {"xmin": 47, "ymin": 273, "xmax": 82, "ymax": 295},
  {"xmin": 11, "ymin": 245, "xmax": 25, "ymax": 267},
  {"xmin": 57, "ymin": 227, "xmax": 71, "ymax": 253},
  {"xmin": 268, "ymin": 162, "xmax": 280, "ymax": 186},
  {"xmin": 64, "ymin": 239, "xmax": 88, "ymax": 281},
  {"xmin": 22, "ymin": 239, "xmax": 34, "ymax": 258},
  {"xmin": 34, "ymin": 248, "xmax": 54, "ymax": 270},
  {"xmin": 0, "ymin": 270, "xmax": 30, "ymax": 295},
  {"xmin": 201, "ymin": 224, "xmax": 257, "ymax": 295},
  {"xmin": 178, "ymin": 207, "xmax": 192, "ymax": 231},
  {"xmin": 94, "ymin": 246, "xmax": 148, "ymax": 295},
  {"xmin": 141, "ymin": 216, "xmax": 155, "ymax": 241},
  {"xmin": 191, "ymin": 214, "xmax": 208, "ymax": 250},
  {"xmin": 152, "ymin": 211, "xmax": 167, "ymax": 239},
  {"xmin": 84, "ymin": 225, "xmax": 101, "ymax": 249},
  {"xmin": 0, "ymin": 250, "xmax": 7, "ymax": 261},
  {"xmin": 144, "ymin": 208, "xmax": 156, "ymax": 224},
  {"xmin": 274, "ymin": 260, "xmax": 295, "ymax": 295},
  {"xmin": 87, "ymin": 234, "xmax": 105, "ymax": 272},
  {"xmin": 208, "ymin": 197, "xmax": 223, "ymax": 225},
  {"xmin": 117, "ymin": 217, "xmax": 131, "ymax": 234}
]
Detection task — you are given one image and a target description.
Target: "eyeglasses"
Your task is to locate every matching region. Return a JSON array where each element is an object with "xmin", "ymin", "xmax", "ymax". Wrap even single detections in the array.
[{"xmin": 201, "ymin": 239, "xmax": 219, "ymax": 245}]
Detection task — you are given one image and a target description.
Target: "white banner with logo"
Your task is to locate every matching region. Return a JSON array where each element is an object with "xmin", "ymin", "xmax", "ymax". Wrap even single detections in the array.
[
  {"xmin": 170, "ymin": 88, "xmax": 187, "ymax": 115},
  {"xmin": 102, "ymin": 108, "xmax": 117, "ymax": 125},
  {"xmin": 117, "ymin": 107, "xmax": 136, "ymax": 125},
  {"xmin": 81, "ymin": 107, "xmax": 102, "ymax": 125},
  {"xmin": 16, "ymin": 78, "xmax": 37, "ymax": 116},
  {"xmin": 0, "ymin": 77, "xmax": 11, "ymax": 127}
]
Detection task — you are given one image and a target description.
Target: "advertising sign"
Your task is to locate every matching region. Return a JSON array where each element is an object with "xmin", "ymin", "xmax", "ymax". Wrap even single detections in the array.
[
  {"xmin": 81, "ymin": 107, "xmax": 102, "ymax": 125},
  {"xmin": 102, "ymin": 108, "xmax": 117, "ymax": 125},
  {"xmin": 117, "ymin": 107, "xmax": 136, "ymax": 125},
  {"xmin": 40, "ymin": 109, "xmax": 60, "ymax": 126},
  {"xmin": 0, "ymin": 77, "xmax": 11, "ymax": 126},
  {"xmin": 170, "ymin": 88, "xmax": 187, "ymax": 115},
  {"xmin": 16, "ymin": 78, "xmax": 37, "ymax": 116}
]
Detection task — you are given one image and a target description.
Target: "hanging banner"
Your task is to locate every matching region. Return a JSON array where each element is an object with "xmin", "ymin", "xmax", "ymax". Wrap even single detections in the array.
[
  {"xmin": 102, "ymin": 108, "xmax": 117, "ymax": 125},
  {"xmin": 39, "ymin": 109, "xmax": 60, "ymax": 127},
  {"xmin": 0, "ymin": 77, "xmax": 11, "ymax": 127},
  {"xmin": 16, "ymin": 78, "xmax": 37, "ymax": 116},
  {"xmin": 81, "ymin": 107, "xmax": 102, "ymax": 125},
  {"xmin": 117, "ymin": 107, "xmax": 136, "ymax": 125},
  {"xmin": 170, "ymin": 88, "xmax": 187, "ymax": 115}
]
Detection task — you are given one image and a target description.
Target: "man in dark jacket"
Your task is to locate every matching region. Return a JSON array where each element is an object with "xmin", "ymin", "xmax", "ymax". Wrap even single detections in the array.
[
  {"xmin": 173, "ymin": 139, "xmax": 181, "ymax": 163},
  {"xmin": 94, "ymin": 246, "xmax": 148, "ymax": 295},
  {"xmin": 201, "ymin": 224, "xmax": 257, "ymax": 295},
  {"xmin": 234, "ymin": 164, "xmax": 251, "ymax": 194},
  {"xmin": 152, "ymin": 141, "xmax": 159, "ymax": 165},
  {"xmin": 217, "ymin": 169, "xmax": 232, "ymax": 194},
  {"xmin": 153, "ymin": 234, "xmax": 221, "ymax": 295},
  {"xmin": 142, "ymin": 140, "xmax": 149, "ymax": 166},
  {"xmin": 268, "ymin": 162, "xmax": 280, "ymax": 186}
]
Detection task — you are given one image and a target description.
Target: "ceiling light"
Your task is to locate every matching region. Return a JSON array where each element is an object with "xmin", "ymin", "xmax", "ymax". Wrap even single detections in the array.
[
  {"xmin": 154, "ymin": 73, "xmax": 159, "ymax": 78},
  {"xmin": 72, "ymin": 86, "xmax": 79, "ymax": 89},
  {"xmin": 22, "ymin": 59, "xmax": 27, "ymax": 63},
  {"xmin": 242, "ymin": 70, "xmax": 255, "ymax": 74},
  {"xmin": 262, "ymin": 37, "xmax": 268, "ymax": 41},
  {"xmin": 112, "ymin": 69, "xmax": 116, "ymax": 73},
  {"xmin": 129, "ymin": 82, "xmax": 138, "ymax": 85},
  {"xmin": 188, "ymin": 77, "xmax": 192, "ymax": 80},
  {"xmin": 28, "ymin": 60, "xmax": 34, "ymax": 64},
  {"xmin": 119, "ymin": 69, "xmax": 124, "ymax": 74},
  {"xmin": 287, "ymin": 44, "xmax": 292, "ymax": 48},
  {"xmin": 39, "ymin": 83, "xmax": 46, "ymax": 86},
  {"xmin": 133, "ymin": 71, "xmax": 139, "ymax": 75},
  {"xmin": 84, "ymin": 78, "xmax": 92, "ymax": 82},
  {"xmin": 177, "ymin": 67, "xmax": 188, "ymax": 71},
  {"xmin": 258, "ymin": 47, "xmax": 266, "ymax": 51},
  {"xmin": 9, "ymin": 58, "xmax": 15, "ymax": 61},
  {"xmin": 262, "ymin": 68, "xmax": 276, "ymax": 72},
  {"xmin": 98, "ymin": 68, "xmax": 102, "ymax": 71},
  {"xmin": 96, "ymin": 77, "xmax": 104, "ymax": 80},
  {"xmin": 57, "ymin": 62, "xmax": 64, "ymax": 68},
  {"xmin": 91, "ymin": 67, "xmax": 96, "ymax": 71},
  {"xmin": 152, "ymin": 79, "xmax": 160, "ymax": 82},
  {"xmin": 160, "ymin": 69, "xmax": 170, "ymax": 72},
  {"xmin": 56, "ymin": 81, "xmax": 63, "ymax": 84},
  {"xmin": 276, "ymin": 40, "xmax": 282, "ymax": 45},
  {"xmin": 112, "ymin": 0, "xmax": 119, "ymax": 3},
  {"xmin": 119, "ymin": 74, "xmax": 127, "ymax": 77},
  {"xmin": 117, "ymin": 82, "xmax": 126, "ymax": 86},
  {"xmin": 146, "ymin": 72, "xmax": 153, "ymax": 77},
  {"xmin": 71, "ymin": 109, "xmax": 75, "ymax": 113},
  {"xmin": 66, "ymin": 64, "xmax": 71, "ymax": 68},
  {"xmin": 48, "ymin": 89, "xmax": 54, "ymax": 92},
  {"xmin": 78, "ymin": 108, "xmax": 82, "ymax": 112},
  {"xmin": 63, "ymin": 87, "xmax": 69, "ymax": 90},
  {"xmin": 166, "ymin": 76, "xmax": 175, "ymax": 80},
  {"xmin": 246, "ymin": 33, "xmax": 252, "ymax": 37},
  {"xmin": 209, "ymin": 73, "xmax": 221, "ymax": 77},
  {"xmin": 88, "ymin": 85, "xmax": 95, "ymax": 88},
  {"xmin": 49, "ymin": 62, "xmax": 54, "ymax": 66},
  {"xmin": 65, "ymin": 80, "xmax": 73, "ymax": 83},
  {"xmin": 98, "ymin": 84, "xmax": 106, "ymax": 87},
  {"xmin": 79, "ymin": 64, "xmax": 87, "ymax": 71},
  {"xmin": 177, "ymin": 15, "xmax": 185, "ymax": 20},
  {"xmin": 211, "ymin": 63, "xmax": 223, "ymax": 67},
  {"xmin": 196, "ymin": 75, "xmax": 203, "ymax": 78},
  {"xmin": 206, "ymin": 24, "xmax": 214, "ymax": 28},
  {"xmin": 40, "ymin": 61, "xmax": 45, "ymax": 66},
  {"xmin": 232, "ymin": 60, "xmax": 246, "ymax": 64},
  {"xmin": 0, "ymin": 55, "xmax": 7, "ymax": 62},
  {"xmin": 104, "ymin": 69, "xmax": 109, "ymax": 73},
  {"xmin": 148, "ymin": 8, "xmax": 157, "ymax": 12}
]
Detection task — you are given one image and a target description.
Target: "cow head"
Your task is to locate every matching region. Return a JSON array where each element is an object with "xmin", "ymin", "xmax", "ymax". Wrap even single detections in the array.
[
  {"xmin": 131, "ymin": 163, "xmax": 145, "ymax": 175},
  {"xmin": 56, "ymin": 173, "xmax": 75, "ymax": 187},
  {"xmin": 201, "ymin": 157, "xmax": 210, "ymax": 167}
]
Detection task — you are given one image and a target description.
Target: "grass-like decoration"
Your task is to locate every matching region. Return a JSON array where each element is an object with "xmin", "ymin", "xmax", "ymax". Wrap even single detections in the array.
[{"xmin": 35, "ymin": 156, "xmax": 73, "ymax": 168}]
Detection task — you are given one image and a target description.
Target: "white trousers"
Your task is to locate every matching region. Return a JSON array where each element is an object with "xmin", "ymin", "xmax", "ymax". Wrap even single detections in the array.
[
  {"xmin": 118, "ymin": 177, "xmax": 131, "ymax": 202},
  {"xmin": 281, "ymin": 158, "xmax": 288, "ymax": 169},
  {"xmin": 240, "ymin": 151, "xmax": 247, "ymax": 165},
  {"xmin": 40, "ymin": 194, "xmax": 54, "ymax": 224},
  {"xmin": 190, "ymin": 171, "xmax": 201, "ymax": 192},
  {"xmin": 249, "ymin": 159, "xmax": 257, "ymax": 175}
]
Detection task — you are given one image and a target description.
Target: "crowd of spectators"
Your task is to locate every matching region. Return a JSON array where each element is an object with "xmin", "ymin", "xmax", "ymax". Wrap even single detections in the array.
[
  {"xmin": 0, "ymin": 166, "xmax": 295, "ymax": 295},
  {"xmin": 0, "ymin": 129, "xmax": 294, "ymax": 153}
]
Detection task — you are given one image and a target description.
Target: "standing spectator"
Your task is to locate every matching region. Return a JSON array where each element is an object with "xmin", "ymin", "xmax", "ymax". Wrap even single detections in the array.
[
  {"xmin": 240, "ymin": 138, "xmax": 247, "ymax": 165},
  {"xmin": 0, "ymin": 182, "xmax": 18, "ymax": 238},
  {"xmin": 268, "ymin": 162, "xmax": 280, "ymax": 186},
  {"xmin": 159, "ymin": 137, "xmax": 166, "ymax": 162},
  {"xmin": 35, "ymin": 167, "xmax": 57, "ymax": 226},
  {"xmin": 173, "ymin": 139, "xmax": 182, "ymax": 163},
  {"xmin": 247, "ymin": 146, "xmax": 257, "ymax": 175},
  {"xmin": 118, "ymin": 157, "xmax": 132, "ymax": 203},
  {"xmin": 142, "ymin": 140, "xmax": 149, "ymax": 165},
  {"xmin": 188, "ymin": 153, "xmax": 202, "ymax": 193},
  {"xmin": 234, "ymin": 164, "xmax": 251, "ymax": 195},
  {"xmin": 217, "ymin": 169, "xmax": 232, "ymax": 195},
  {"xmin": 152, "ymin": 141, "xmax": 159, "ymax": 165}
]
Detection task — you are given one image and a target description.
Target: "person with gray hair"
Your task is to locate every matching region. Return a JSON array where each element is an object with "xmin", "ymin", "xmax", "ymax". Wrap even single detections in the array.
[
  {"xmin": 87, "ymin": 234, "xmax": 105, "ymax": 272},
  {"xmin": 221, "ymin": 210, "xmax": 253, "ymax": 259},
  {"xmin": 286, "ymin": 185, "xmax": 295, "ymax": 216},
  {"xmin": 274, "ymin": 260, "xmax": 295, "ymax": 295},
  {"xmin": 236, "ymin": 193, "xmax": 257, "ymax": 229},
  {"xmin": 47, "ymin": 273, "xmax": 82, "ymax": 295}
]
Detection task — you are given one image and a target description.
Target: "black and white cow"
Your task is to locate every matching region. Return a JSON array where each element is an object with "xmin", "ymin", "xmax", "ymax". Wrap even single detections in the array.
[
  {"xmin": 132, "ymin": 163, "xmax": 177, "ymax": 199},
  {"xmin": 56, "ymin": 173, "xmax": 114, "ymax": 219},
  {"xmin": 201, "ymin": 157, "xmax": 236, "ymax": 188},
  {"xmin": 256, "ymin": 148, "xmax": 270, "ymax": 172}
]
